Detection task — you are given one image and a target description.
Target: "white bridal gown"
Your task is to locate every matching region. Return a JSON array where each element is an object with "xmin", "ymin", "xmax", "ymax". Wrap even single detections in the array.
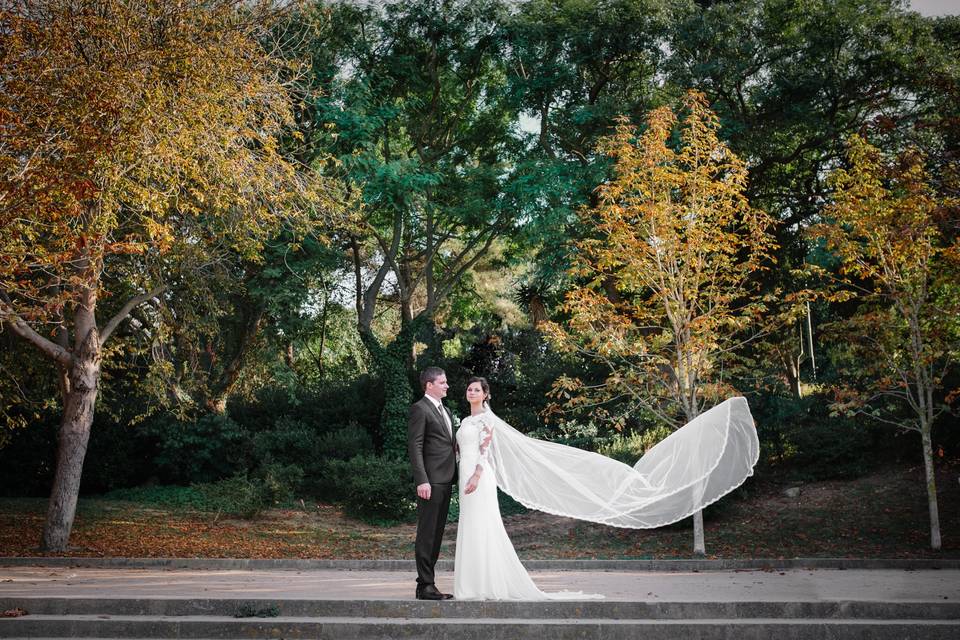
[
  {"xmin": 453, "ymin": 411, "xmax": 600, "ymax": 600},
  {"xmin": 452, "ymin": 397, "xmax": 759, "ymax": 601}
]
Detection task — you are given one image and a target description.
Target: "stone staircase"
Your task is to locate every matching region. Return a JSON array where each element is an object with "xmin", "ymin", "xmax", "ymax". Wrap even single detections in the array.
[{"xmin": 2, "ymin": 596, "xmax": 958, "ymax": 639}]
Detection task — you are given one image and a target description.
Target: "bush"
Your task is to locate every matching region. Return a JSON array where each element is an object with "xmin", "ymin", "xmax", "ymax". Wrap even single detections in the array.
[
  {"xmin": 229, "ymin": 378, "xmax": 383, "ymax": 450},
  {"xmin": 258, "ymin": 461, "xmax": 304, "ymax": 505},
  {"xmin": 143, "ymin": 413, "xmax": 249, "ymax": 484},
  {"xmin": 103, "ymin": 474, "xmax": 269, "ymax": 517},
  {"xmin": 527, "ymin": 419, "xmax": 600, "ymax": 450},
  {"xmin": 597, "ymin": 425, "xmax": 674, "ymax": 465},
  {"xmin": 102, "ymin": 484, "xmax": 211, "ymax": 510},
  {"xmin": 317, "ymin": 423, "xmax": 373, "ymax": 460},
  {"xmin": 320, "ymin": 455, "xmax": 415, "ymax": 523},
  {"xmin": 251, "ymin": 416, "xmax": 314, "ymax": 462},
  {"xmin": 750, "ymin": 392, "xmax": 880, "ymax": 480},
  {"xmin": 196, "ymin": 474, "xmax": 269, "ymax": 518},
  {"xmin": 81, "ymin": 418, "xmax": 155, "ymax": 493}
]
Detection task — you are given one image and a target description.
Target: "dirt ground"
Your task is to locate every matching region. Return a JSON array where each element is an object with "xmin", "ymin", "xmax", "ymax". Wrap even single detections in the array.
[{"xmin": 2, "ymin": 462, "xmax": 958, "ymax": 559}]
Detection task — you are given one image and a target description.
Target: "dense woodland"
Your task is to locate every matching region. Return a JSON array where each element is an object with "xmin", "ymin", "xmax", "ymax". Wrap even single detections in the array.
[{"xmin": 1, "ymin": 0, "xmax": 958, "ymax": 553}]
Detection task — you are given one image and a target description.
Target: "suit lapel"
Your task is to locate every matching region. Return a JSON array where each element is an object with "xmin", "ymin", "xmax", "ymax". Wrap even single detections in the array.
[{"xmin": 423, "ymin": 397, "xmax": 453, "ymax": 442}]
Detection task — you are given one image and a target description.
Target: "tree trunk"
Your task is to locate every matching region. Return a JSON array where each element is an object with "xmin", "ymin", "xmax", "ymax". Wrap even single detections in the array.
[
  {"xmin": 778, "ymin": 347, "xmax": 802, "ymax": 399},
  {"xmin": 920, "ymin": 425, "xmax": 942, "ymax": 550},
  {"xmin": 41, "ymin": 319, "xmax": 101, "ymax": 551},
  {"xmin": 358, "ymin": 315, "xmax": 428, "ymax": 457},
  {"xmin": 692, "ymin": 509, "xmax": 706, "ymax": 556},
  {"xmin": 684, "ymin": 402, "xmax": 707, "ymax": 557},
  {"xmin": 204, "ymin": 306, "xmax": 265, "ymax": 414}
]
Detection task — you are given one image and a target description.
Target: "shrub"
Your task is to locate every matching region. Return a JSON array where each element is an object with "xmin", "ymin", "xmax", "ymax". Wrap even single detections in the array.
[
  {"xmin": 81, "ymin": 418, "xmax": 155, "ymax": 493},
  {"xmin": 320, "ymin": 455, "xmax": 415, "ymax": 523},
  {"xmin": 751, "ymin": 392, "xmax": 880, "ymax": 480},
  {"xmin": 498, "ymin": 489, "xmax": 528, "ymax": 516},
  {"xmin": 597, "ymin": 425, "xmax": 674, "ymax": 465},
  {"xmin": 195, "ymin": 474, "xmax": 269, "ymax": 518},
  {"xmin": 317, "ymin": 423, "xmax": 374, "ymax": 460},
  {"xmin": 258, "ymin": 461, "xmax": 304, "ymax": 505},
  {"xmin": 250, "ymin": 417, "xmax": 317, "ymax": 481},
  {"xmin": 143, "ymin": 413, "xmax": 249, "ymax": 484},
  {"xmin": 103, "ymin": 475, "xmax": 269, "ymax": 518},
  {"xmin": 527, "ymin": 419, "xmax": 600, "ymax": 450},
  {"xmin": 102, "ymin": 484, "xmax": 211, "ymax": 510},
  {"xmin": 229, "ymin": 378, "xmax": 383, "ymax": 449}
]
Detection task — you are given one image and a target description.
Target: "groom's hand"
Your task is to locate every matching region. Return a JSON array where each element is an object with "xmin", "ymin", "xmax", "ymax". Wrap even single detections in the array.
[{"xmin": 416, "ymin": 482, "xmax": 432, "ymax": 500}]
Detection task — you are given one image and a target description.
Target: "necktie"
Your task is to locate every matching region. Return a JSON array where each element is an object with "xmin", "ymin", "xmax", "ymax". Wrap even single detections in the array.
[{"xmin": 436, "ymin": 403, "xmax": 452, "ymax": 437}]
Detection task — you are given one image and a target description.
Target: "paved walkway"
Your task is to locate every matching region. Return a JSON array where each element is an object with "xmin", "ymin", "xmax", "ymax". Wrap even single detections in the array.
[{"xmin": 2, "ymin": 566, "xmax": 958, "ymax": 603}]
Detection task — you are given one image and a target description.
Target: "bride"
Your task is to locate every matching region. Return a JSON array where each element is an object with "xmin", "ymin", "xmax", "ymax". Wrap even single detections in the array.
[{"xmin": 453, "ymin": 376, "xmax": 759, "ymax": 601}]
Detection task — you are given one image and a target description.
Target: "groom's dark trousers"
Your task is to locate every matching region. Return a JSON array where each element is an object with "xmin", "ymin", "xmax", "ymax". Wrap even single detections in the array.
[{"xmin": 408, "ymin": 397, "xmax": 457, "ymax": 589}]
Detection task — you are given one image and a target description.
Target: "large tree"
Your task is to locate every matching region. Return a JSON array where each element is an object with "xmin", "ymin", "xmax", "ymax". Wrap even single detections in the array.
[
  {"xmin": 667, "ymin": 0, "xmax": 950, "ymax": 392},
  {"xmin": 0, "ymin": 0, "xmax": 340, "ymax": 550},
  {"xmin": 306, "ymin": 0, "xmax": 528, "ymax": 454},
  {"xmin": 503, "ymin": 0, "xmax": 684, "ymax": 292},
  {"xmin": 545, "ymin": 91, "xmax": 777, "ymax": 555}
]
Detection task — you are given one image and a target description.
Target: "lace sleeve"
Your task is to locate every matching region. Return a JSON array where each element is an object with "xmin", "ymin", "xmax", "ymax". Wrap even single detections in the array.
[{"xmin": 477, "ymin": 418, "xmax": 494, "ymax": 472}]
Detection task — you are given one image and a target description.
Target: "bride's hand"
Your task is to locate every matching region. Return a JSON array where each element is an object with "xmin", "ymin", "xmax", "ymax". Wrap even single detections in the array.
[{"xmin": 464, "ymin": 472, "xmax": 481, "ymax": 494}]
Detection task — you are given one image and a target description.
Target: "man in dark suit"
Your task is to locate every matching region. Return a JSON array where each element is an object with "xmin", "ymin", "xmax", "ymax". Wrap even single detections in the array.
[{"xmin": 408, "ymin": 366, "xmax": 457, "ymax": 600}]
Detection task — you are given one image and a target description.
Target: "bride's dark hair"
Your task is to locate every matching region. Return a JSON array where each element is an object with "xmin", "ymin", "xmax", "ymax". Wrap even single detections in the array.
[{"xmin": 466, "ymin": 376, "xmax": 491, "ymax": 407}]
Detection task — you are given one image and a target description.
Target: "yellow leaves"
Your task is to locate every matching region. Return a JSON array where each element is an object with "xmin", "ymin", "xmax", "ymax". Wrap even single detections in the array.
[
  {"xmin": 812, "ymin": 135, "xmax": 950, "ymax": 303},
  {"xmin": 553, "ymin": 90, "xmax": 777, "ymax": 414},
  {"xmin": 143, "ymin": 218, "xmax": 174, "ymax": 254},
  {"xmin": 1, "ymin": 0, "xmax": 347, "ymax": 326}
]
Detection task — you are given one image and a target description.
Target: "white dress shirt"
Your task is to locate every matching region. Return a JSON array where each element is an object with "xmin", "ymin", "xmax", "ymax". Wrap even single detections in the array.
[{"xmin": 424, "ymin": 394, "xmax": 452, "ymax": 438}]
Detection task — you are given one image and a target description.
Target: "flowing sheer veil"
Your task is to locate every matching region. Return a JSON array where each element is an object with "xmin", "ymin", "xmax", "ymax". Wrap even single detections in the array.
[{"xmin": 486, "ymin": 397, "xmax": 759, "ymax": 529}]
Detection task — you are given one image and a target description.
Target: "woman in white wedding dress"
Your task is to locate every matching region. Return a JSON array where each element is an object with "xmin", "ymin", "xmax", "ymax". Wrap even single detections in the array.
[
  {"xmin": 452, "ymin": 376, "xmax": 759, "ymax": 601},
  {"xmin": 454, "ymin": 377, "xmax": 599, "ymax": 600}
]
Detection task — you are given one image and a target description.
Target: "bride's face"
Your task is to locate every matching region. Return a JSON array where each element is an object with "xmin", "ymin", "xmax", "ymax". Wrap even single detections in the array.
[{"xmin": 465, "ymin": 382, "xmax": 485, "ymax": 405}]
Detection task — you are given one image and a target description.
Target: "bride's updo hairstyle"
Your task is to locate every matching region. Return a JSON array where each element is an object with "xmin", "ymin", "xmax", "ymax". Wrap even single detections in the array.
[{"xmin": 466, "ymin": 376, "xmax": 491, "ymax": 408}]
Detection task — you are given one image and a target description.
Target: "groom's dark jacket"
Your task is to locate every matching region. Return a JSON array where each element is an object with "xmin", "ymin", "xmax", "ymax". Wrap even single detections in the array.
[{"xmin": 408, "ymin": 397, "xmax": 457, "ymax": 486}]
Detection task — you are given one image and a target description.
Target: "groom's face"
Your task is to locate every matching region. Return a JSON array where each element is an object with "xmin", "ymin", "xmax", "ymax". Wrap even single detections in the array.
[{"xmin": 426, "ymin": 374, "xmax": 449, "ymax": 400}]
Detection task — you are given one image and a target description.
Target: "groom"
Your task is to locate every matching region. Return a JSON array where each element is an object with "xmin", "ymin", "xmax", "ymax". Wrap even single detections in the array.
[{"xmin": 407, "ymin": 366, "xmax": 457, "ymax": 600}]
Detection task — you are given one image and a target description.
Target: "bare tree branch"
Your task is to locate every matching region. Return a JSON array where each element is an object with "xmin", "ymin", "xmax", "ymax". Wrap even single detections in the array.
[{"xmin": 100, "ymin": 285, "xmax": 168, "ymax": 345}]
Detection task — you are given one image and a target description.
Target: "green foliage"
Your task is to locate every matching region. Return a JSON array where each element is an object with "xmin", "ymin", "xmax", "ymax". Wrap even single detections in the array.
[
  {"xmin": 258, "ymin": 462, "xmax": 305, "ymax": 506},
  {"xmin": 497, "ymin": 489, "xmax": 528, "ymax": 517},
  {"xmin": 319, "ymin": 455, "xmax": 416, "ymax": 524},
  {"xmin": 234, "ymin": 604, "xmax": 280, "ymax": 618},
  {"xmin": 143, "ymin": 414, "xmax": 249, "ymax": 485},
  {"xmin": 528, "ymin": 419, "xmax": 600, "ymax": 451},
  {"xmin": 4, "ymin": 0, "xmax": 959, "ymax": 533},
  {"xmin": 751, "ymin": 393, "xmax": 880, "ymax": 481},
  {"xmin": 104, "ymin": 475, "xmax": 269, "ymax": 518},
  {"xmin": 102, "ymin": 485, "xmax": 213, "ymax": 510},
  {"xmin": 360, "ymin": 317, "xmax": 427, "ymax": 458},
  {"xmin": 426, "ymin": 326, "xmax": 600, "ymax": 435},
  {"xmin": 317, "ymin": 424, "xmax": 374, "ymax": 460},
  {"xmin": 197, "ymin": 474, "xmax": 270, "ymax": 518},
  {"xmin": 250, "ymin": 416, "xmax": 313, "ymax": 464},
  {"xmin": 228, "ymin": 379, "xmax": 382, "ymax": 441},
  {"xmin": 447, "ymin": 487, "xmax": 528, "ymax": 521},
  {"xmin": 597, "ymin": 426, "xmax": 674, "ymax": 465}
]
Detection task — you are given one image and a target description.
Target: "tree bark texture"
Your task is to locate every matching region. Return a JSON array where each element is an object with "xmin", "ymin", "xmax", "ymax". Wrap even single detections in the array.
[{"xmin": 41, "ymin": 290, "xmax": 102, "ymax": 552}]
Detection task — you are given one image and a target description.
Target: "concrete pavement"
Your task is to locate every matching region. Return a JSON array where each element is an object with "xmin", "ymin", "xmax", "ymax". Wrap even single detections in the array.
[{"xmin": 1, "ymin": 565, "xmax": 958, "ymax": 602}]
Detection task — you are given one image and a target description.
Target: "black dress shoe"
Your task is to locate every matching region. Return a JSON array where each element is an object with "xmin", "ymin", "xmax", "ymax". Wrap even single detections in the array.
[{"xmin": 416, "ymin": 584, "xmax": 453, "ymax": 600}]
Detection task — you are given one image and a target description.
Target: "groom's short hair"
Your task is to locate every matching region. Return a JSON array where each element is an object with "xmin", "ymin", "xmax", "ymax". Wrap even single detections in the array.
[{"xmin": 420, "ymin": 366, "xmax": 445, "ymax": 392}]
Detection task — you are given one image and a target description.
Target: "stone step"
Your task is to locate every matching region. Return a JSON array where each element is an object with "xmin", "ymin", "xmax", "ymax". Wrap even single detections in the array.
[
  {"xmin": 2, "ymin": 596, "xmax": 958, "ymax": 620},
  {"xmin": 2, "ymin": 614, "xmax": 959, "ymax": 640}
]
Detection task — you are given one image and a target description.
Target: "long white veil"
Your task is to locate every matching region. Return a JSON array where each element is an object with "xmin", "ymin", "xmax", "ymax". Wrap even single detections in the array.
[{"xmin": 487, "ymin": 396, "xmax": 759, "ymax": 529}]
